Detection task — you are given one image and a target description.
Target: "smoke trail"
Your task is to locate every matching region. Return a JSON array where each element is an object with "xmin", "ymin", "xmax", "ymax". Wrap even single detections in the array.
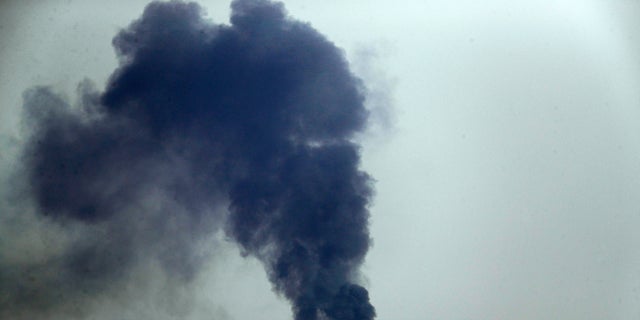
[{"xmin": 3, "ymin": 1, "xmax": 375, "ymax": 319}]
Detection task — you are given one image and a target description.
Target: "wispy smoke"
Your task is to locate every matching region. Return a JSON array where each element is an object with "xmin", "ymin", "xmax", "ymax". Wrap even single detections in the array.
[{"xmin": 1, "ymin": 1, "xmax": 375, "ymax": 319}]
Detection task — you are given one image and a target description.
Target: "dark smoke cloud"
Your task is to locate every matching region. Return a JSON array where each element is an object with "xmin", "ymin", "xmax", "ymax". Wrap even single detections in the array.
[{"xmin": 2, "ymin": 0, "xmax": 375, "ymax": 319}]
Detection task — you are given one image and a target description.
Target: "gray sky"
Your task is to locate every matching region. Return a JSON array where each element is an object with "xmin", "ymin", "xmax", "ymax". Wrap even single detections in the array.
[{"xmin": 2, "ymin": 0, "xmax": 640, "ymax": 319}]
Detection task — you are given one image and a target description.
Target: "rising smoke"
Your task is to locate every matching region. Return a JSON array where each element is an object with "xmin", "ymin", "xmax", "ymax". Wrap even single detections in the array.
[{"xmin": 1, "ymin": 1, "xmax": 375, "ymax": 319}]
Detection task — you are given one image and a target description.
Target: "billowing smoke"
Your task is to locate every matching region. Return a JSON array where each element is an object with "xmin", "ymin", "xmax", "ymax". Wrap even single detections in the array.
[{"xmin": 2, "ymin": 0, "xmax": 375, "ymax": 319}]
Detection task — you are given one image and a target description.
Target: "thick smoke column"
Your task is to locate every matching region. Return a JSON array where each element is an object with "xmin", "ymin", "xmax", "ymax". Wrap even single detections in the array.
[{"xmin": 7, "ymin": 0, "xmax": 375, "ymax": 319}]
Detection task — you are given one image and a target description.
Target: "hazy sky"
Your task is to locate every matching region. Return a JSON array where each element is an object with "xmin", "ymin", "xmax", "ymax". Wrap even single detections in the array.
[{"xmin": 2, "ymin": 1, "xmax": 640, "ymax": 319}]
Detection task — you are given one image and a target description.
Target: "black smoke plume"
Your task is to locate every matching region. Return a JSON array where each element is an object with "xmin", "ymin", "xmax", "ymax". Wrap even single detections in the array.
[{"xmin": 3, "ymin": 1, "xmax": 375, "ymax": 319}]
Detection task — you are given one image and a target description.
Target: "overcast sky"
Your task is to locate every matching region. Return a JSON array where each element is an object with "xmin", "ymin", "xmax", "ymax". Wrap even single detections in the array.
[{"xmin": 2, "ymin": 0, "xmax": 640, "ymax": 319}]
